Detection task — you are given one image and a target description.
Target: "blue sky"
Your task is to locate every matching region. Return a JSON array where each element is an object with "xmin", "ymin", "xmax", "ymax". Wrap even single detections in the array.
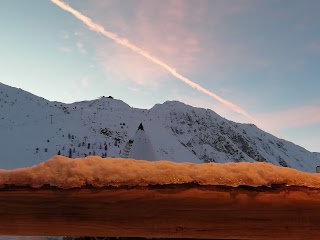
[{"xmin": 0, "ymin": 0, "xmax": 320, "ymax": 152}]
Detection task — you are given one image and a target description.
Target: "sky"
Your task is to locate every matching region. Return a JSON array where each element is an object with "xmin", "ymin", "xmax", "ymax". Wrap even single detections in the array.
[{"xmin": 0, "ymin": 0, "xmax": 319, "ymax": 152}]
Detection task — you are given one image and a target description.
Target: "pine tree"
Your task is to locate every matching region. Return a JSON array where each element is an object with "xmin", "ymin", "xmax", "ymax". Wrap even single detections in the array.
[
  {"xmin": 57, "ymin": 150, "xmax": 61, "ymax": 155},
  {"xmin": 68, "ymin": 148, "xmax": 72, "ymax": 158}
]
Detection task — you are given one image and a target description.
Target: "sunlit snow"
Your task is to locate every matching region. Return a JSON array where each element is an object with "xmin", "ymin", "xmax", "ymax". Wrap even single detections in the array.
[{"xmin": 1, "ymin": 156, "xmax": 320, "ymax": 189}]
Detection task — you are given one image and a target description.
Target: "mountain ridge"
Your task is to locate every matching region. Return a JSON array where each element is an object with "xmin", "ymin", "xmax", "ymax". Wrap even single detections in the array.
[{"xmin": 0, "ymin": 82, "xmax": 319, "ymax": 172}]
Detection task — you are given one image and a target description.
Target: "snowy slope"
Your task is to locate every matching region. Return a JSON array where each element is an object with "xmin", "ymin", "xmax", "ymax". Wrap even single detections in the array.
[
  {"xmin": 149, "ymin": 101, "xmax": 320, "ymax": 172},
  {"xmin": 127, "ymin": 124, "xmax": 157, "ymax": 161},
  {"xmin": 0, "ymin": 82, "xmax": 319, "ymax": 172}
]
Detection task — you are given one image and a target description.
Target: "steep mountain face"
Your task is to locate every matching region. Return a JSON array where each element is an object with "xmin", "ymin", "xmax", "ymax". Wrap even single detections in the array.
[
  {"xmin": 149, "ymin": 101, "xmax": 320, "ymax": 171},
  {"xmin": 0, "ymin": 82, "xmax": 319, "ymax": 172}
]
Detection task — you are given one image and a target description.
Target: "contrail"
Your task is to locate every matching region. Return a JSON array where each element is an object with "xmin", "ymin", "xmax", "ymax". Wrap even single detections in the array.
[{"xmin": 51, "ymin": 0, "xmax": 255, "ymax": 122}]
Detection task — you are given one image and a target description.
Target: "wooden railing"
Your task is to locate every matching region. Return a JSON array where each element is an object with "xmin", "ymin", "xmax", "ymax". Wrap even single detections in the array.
[{"xmin": 1, "ymin": 185, "xmax": 320, "ymax": 239}]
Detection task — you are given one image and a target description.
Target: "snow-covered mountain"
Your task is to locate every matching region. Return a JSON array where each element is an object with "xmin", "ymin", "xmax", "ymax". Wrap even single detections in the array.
[{"xmin": 1, "ymin": 82, "xmax": 319, "ymax": 172}]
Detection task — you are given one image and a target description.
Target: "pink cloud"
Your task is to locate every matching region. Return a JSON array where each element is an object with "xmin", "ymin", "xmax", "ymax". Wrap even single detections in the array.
[
  {"xmin": 74, "ymin": 0, "xmax": 268, "ymax": 88},
  {"xmin": 67, "ymin": 0, "xmax": 270, "ymax": 119},
  {"xmin": 132, "ymin": 0, "xmax": 202, "ymax": 71},
  {"xmin": 257, "ymin": 104, "xmax": 320, "ymax": 130},
  {"xmin": 170, "ymin": 91, "xmax": 320, "ymax": 140},
  {"xmin": 84, "ymin": 0, "xmax": 204, "ymax": 87},
  {"xmin": 96, "ymin": 44, "xmax": 168, "ymax": 88}
]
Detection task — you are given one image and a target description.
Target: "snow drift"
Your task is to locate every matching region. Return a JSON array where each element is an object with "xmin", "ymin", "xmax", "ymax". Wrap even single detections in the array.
[{"xmin": 1, "ymin": 156, "xmax": 320, "ymax": 189}]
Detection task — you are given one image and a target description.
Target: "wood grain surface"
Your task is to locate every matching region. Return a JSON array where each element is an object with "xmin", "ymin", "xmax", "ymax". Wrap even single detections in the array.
[{"xmin": 1, "ymin": 185, "xmax": 320, "ymax": 239}]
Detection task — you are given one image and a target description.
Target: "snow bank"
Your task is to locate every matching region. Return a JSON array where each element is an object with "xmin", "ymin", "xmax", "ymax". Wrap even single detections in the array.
[{"xmin": 1, "ymin": 156, "xmax": 320, "ymax": 189}]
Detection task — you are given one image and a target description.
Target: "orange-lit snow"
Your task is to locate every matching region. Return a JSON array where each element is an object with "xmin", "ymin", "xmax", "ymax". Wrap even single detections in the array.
[{"xmin": 1, "ymin": 156, "xmax": 320, "ymax": 189}]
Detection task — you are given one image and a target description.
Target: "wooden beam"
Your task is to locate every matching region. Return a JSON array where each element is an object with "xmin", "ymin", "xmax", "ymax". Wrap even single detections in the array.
[{"xmin": 1, "ymin": 185, "xmax": 320, "ymax": 239}]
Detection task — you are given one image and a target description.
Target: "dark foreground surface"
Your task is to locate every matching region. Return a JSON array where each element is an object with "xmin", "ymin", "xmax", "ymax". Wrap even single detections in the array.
[{"xmin": 1, "ymin": 184, "xmax": 320, "ymax": 239}]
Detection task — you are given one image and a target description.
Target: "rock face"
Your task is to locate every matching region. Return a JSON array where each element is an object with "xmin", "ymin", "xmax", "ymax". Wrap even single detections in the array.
[{"xmin": 0, "ymin": 82, "xmax": 319, "ymax": 172}]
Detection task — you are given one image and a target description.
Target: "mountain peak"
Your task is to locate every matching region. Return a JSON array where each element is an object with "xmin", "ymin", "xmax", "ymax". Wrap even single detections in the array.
[{"xmin": 0, "ymin": 83, "xmax": 319, "ymax": 172}]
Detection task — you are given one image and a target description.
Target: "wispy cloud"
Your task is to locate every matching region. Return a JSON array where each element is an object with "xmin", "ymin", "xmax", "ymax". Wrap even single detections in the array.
[
  {"xmin": 172, "ymin": 92, "xmax": 232, "ymax": 116},
  {"xmin": 57, "ymin": 46, "xmax": 72, "ymax": 53},
  {"xmin": 81, "ymin": 76, "xmax": 90, "ymax": 88},
  {"xmin": 59, "ymin": 30, "xmax": 70, "ymax": 39},
  {"xmin": 91, "ymin": 0, "xmax": 203, "ymax": 86},
  {"xmin": 61, "ymin": 0, "xmax": 268, "ymax": 94},
  {"xmin": 51, "ymin": 0, "xmax": 256, "ymax": 122},
  {"xmin": 171, "ymin": 89, "xmax": 259, "ymax": 124},
  {"xmin": 258, "ymin": 104, "xmax": 320, "ymax": 130},
  {"xmin": 97, "ymin": 44, "xmax": 168, "ymax": 88},
  {"xmin": 127, "ymin": 86, "xmax": 141, "ymax": 93},
  {"xmin": 76, "ymin": 42, "xmax": 87, "ymax": 54}
]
